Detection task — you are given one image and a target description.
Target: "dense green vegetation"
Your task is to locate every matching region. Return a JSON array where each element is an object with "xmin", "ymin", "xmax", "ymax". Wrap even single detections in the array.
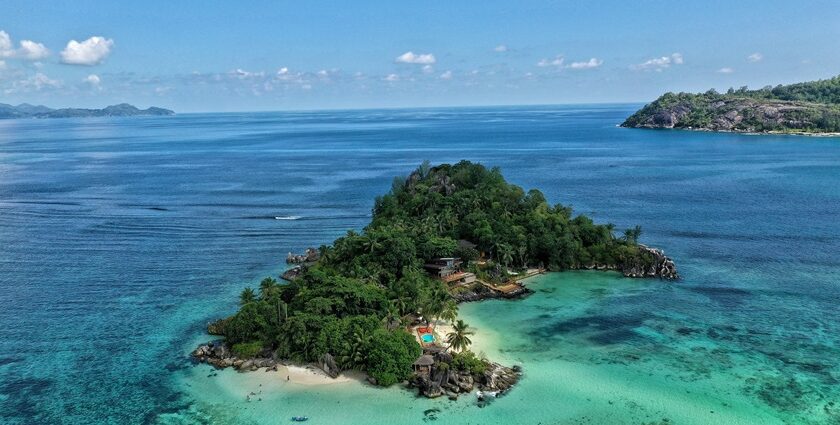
[
  {"xmin": 213, "ymin": 161, "xmax": 654, "ymax": 385},
  {"xmin": 623, "ymin": 75, "xmax": 840, "ymax": 133}
]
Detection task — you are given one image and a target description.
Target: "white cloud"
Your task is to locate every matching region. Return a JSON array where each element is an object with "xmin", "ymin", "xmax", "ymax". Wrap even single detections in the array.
[
  {"xmin": 18, "ymin": 40, "xmax": 49, "ymax": 60},
  {"xmin": 0, "ymin": 31, "xmax": 49, "ymax": 60},
  {"xmin": 84, "ymin": 74, "xmax": 101, "ymax": 86},
  {"xmin": 440, "ymin": 70, "xmax": 453, "ymax": 80},
  {"xmin": 747, "ymin": 52, "xmax": 763, "ymax": 63},
  {"xmin": 0, "ymin": 60, "xmax": 6, "ymax": 70},
  {"xmin": 717, "ymin": 67, "xmax": 734, "ymax": 74},
  {"xmin": 422, "ymin": 64, "xmax": 434, "ymax": 74},
  {"xmin": 4, "ymin": 72, "xmax": 61, "ymax": 94},
  {"xmin": 494, "ymin": 44, "xmax": 508, "ymax": 52},
  {"xmin": 60, "ymin": 36, "xmax": 114, "ymax": 65},
  {"xmin": 384, "ymin": 73, "xmax": 399, "ymax": 81},
  {"xmin": 537, "ymin": 56, "xmax": 564, "ymax": 67},
  {"xmin": 277, "ymin": 67, "xmax": 289, "ymax": 75},
  {"xmin": 671, "ymin": 53, "xmax": 684, "ymax": 65},
  {"xmin": 567, "ymin": 58, "xmax": 603, "ymax": 70},
  {"xmin": 230, "ymin": 68, "xmax": 265, "ymax": 79},
  {"xmin": 0, "ymin": 31, "xmax": 15, "ymax": 58},
  {"xmin": 631, "ymin": 53, "xmax": 683, "ymax": 71},
  {"xmin": 395, "ymin": 51, "xmax": 436, "ymax": 64}
]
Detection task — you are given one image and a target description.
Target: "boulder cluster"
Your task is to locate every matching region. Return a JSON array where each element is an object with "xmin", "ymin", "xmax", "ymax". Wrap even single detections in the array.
[
  {"xmin": 192, "ymin": 341, "xmax": 280, "ymax": 372},
  {"xmin": 620, "ymin": 245, "xmax": 679, "ymax": 280},
  {"xmin": 409, "ymin": 351, "xmax": 521, "ymax": 400},
  {"xmin": 286, "ymin": 248, "xmax": 319, "ymax": 264},
  {"xmin": 453, "ymin": 282, "xmax": 532, "ymax": 303}
]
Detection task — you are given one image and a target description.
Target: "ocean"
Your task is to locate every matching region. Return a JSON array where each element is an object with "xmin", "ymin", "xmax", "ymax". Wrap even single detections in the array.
[{"xmin": 1, "ymin": 105, "xmax": 839, "ymax": 424}]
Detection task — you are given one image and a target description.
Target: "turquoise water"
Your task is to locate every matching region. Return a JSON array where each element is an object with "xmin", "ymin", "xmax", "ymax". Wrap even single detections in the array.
[
  {"xmin": 1, "ymin": 105, "xmax": 839, "ymax": 424},
  {"xmin": 421, "ymin": 334, "xmax": 435, "ymax": 343}
]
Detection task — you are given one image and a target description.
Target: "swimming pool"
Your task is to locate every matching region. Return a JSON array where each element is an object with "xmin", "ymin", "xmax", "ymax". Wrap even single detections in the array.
[{"xmin": 420, "ymin": 334, "xmax": 435, "ymax": 343}]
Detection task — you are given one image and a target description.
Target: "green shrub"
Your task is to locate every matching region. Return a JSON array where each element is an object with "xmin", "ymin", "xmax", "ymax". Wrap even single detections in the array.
[
  {"xmin": 231, "ymin": 341, "xmax": 263, "ymax": 359},
  {"xmin": 451, "ymin": 350, "xmax": 486, "ymax": 375},
  {"xmin": 365, "ymin": 329, "xmax": 422, "ymax": 386}
]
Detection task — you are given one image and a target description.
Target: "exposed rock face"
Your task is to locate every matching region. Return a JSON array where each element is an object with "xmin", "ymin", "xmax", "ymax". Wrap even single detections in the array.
[
  {"xmin": 286, "ymin": 248, "xmax": 319, "ymax": 264},
  {"xmin": 481, "ymin": 362, "xmax": 521, "ymax": 392},
  {"xmin": 453, "ymin": 283, "xmax": 533, "ymax": 303},
  {"xmin": 409, "ymin": 353, "xmax": 521, "ymax": 400},
  {"xmin": 206, "ymin": 318, "xmax": 228, "ymax": 335},
  {"xmin": 318, "ymin": 353, "xmax": 340, "ymax": 378},
  {"xmin": 192, "ymin": 341, "xmax": 279, "ymax": 372},
  {"xmin": 281, "ymin": 265, "xmax": 304, "ymax": 281},
  {"xmin": 620, "ymin": 245, "xmax": 679, "ymax": 280},
  {"xmin": 581, "ymin": 245, "xmax": 678, "ymax": 280}
]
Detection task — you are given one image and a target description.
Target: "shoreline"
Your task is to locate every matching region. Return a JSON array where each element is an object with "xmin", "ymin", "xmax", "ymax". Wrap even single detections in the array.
[{"xmin": 621, "ymin": 125, "xmax": 840, "ymax": 138}]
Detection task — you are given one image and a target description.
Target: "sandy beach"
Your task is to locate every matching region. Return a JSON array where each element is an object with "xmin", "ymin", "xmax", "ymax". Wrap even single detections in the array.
[{"xmin": 278, "ymin": 364, "xmax": 359, "ymax": 386}]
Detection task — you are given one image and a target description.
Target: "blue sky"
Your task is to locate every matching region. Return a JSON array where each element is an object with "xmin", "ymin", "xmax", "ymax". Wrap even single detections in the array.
[{"xmin": 1, "ymin": 0, "xmax": 839, "ymax": 112}]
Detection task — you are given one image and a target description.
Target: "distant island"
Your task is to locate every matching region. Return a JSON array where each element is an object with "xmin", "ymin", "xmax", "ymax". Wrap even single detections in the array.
[
  {"xmin": 0, "ymin": 103, "xmax": 174, "ymax": 119},
  {"xmin": 193, "ymin": 161, "xmax": 678, "ymax": 401},
  {"xmin": 622, "ymin": 75, "xmax": 840, "ymax": 134}
]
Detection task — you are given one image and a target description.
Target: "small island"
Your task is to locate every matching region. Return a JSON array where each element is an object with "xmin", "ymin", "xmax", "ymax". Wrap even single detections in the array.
[
  {"xmin": 193, "ymin": 161, "xmax": 678, "ymax": 401},
  {"xmin": 0, "ymin": 103, "xmax": 174, "ymax": 119},
  {"xmin": 622, "ymin": 75, "xmax": 840, "ymax": 134}
]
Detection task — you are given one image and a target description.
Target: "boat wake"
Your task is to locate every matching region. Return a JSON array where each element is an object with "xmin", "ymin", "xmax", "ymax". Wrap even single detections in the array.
[{"xmin": 274, "ymin": 215, "xmax": 302, "ymax": 220}]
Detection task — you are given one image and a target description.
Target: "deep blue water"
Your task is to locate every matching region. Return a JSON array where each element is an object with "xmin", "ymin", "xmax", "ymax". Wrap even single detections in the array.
[{"xmin": 1, "ymin": 105, "xmax": 839, "ymax": 424}]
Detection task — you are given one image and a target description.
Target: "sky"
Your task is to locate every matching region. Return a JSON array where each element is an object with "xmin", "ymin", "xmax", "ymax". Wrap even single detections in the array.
[{"xmin": 1, "ymin": 0, "xmax": 839, "ymax": 112}]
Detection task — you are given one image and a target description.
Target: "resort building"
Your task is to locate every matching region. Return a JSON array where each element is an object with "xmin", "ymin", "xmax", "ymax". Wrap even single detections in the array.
[
  {"xmin": 423, "ymin": 257, "xmax": 463, "ymax": 278},
  {"xmin": 413, "ymin": 355, "xmax": 435, "ymax": 374},
  {"xmin": 441, "ymin": 271, "xmax": 476, "ymax": 286},
  {"xmin": 424, "ymin": 256, "xmax": 476, "ymax": 286}
]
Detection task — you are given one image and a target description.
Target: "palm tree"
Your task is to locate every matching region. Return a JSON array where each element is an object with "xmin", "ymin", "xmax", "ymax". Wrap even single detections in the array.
[
  {"xmin": 446, "ymin": 320, "xmax": 474, "ymax": 352},
  {"xmin": 441, "ymin": 300, "xmax": 458, "ymax": 324},
  {"xmin": 339, "ymin": 330, "xmax": 370, "ymax": 370},
  {"xmin": 259, "ymin": 277, "xmax": 278, "ymax": 300},
  {"xmin": 498, "ymin": 243, "xmax": 513, "ymax": 268},
  {"xmin": 517, "ymin": 245, "xmax": 527, "ymax": 267},
  {"xmin": 623, "ymin": 225, "xmax": 643, "ymax": 244},
  {"xmin": 418, "ymin": 159, "xmax": 432, "ymax": 178},
  {"xmin": 239, "ymin": 287, "xmax": 256, "ymax": 305},
  {"xmin": 605, "ymin": 223, "xmax": 616, "ymax": 240},
  {"xmin": 382, "ymin": 305, "xmax": 402, "ymax": 330},
  {"xmin": 275, "ymin": 299, "xmax": 288, "ymax": 326},
  {"xmin": 424, "ymin": 286, "xmax": 450, "ymax": 327},
  {"xmin": 362, "ymin": 235, "xmax": 383, "ymax": 254},
  {"xmin": 392, "ymin": 296, "xmax": 410, "ymax": 317}
]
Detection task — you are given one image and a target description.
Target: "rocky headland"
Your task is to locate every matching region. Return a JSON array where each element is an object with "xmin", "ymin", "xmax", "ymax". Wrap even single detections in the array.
[
  {"xmin": 622, "ymin": 76, "xmax": 840, "ymax": 134},
  {"xmin": 0, "ymin": 103, "xmax": 174, "ymax": 119}
]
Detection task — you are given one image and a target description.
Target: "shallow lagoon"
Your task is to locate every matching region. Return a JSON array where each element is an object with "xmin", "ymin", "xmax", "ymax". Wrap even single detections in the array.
[
  {"xmin": 175, "ymin": 271, "xmax": 830, "ymax": 424},
  {"xmin": 1, "ymin": 105, "xmax": 839, "ymax": 424}
]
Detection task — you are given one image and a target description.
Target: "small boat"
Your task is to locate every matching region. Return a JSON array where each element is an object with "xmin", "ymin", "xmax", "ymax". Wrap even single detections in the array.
[{"xmin": 291, "ymin": 417, "xmax": 309, "ymax": 422}]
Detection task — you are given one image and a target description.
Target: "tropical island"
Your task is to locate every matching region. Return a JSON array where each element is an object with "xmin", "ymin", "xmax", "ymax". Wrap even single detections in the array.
[
  {"xmin": 0, "ymin": 102, "xmax": 174, "ymax": 119},
  {"xmin": 192, "ymin": 161, "xmax": 678, "ymax": 401},
  {"xmin": 622, "ymin": 75, "xmax": 840, "ymax": 134}
]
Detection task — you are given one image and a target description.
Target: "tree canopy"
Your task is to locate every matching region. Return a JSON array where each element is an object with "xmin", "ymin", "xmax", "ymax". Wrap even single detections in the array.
[
  {"xmin": 623, "ymin": 75, "xmax": 840, "ymax": 133},
  {"xmin": 214, "ymin": 161, "xmax": 653, "ymax": 385}
]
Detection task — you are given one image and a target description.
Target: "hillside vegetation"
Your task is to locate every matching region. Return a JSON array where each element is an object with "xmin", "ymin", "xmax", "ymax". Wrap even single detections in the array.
[
  {"xmin": 622, "ymin": 75, "xmax": 840, "ymax": 133},
  {"xmin": 208, "ymin": 161, "xmax": 669, "ymax": 386}
]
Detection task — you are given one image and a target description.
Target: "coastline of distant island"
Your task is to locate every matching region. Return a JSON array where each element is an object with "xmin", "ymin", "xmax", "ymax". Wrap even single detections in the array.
[
  {"xmin": 0, "ymin": 103, "xmax": 174, "ymax": 119},
  {"xmin": 192, "ymin": 161, "xmax": 678, "ymax": 403},
  {"xmin": 622, "ymin": 75, "xmax": 840, "ymax": 135}
]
